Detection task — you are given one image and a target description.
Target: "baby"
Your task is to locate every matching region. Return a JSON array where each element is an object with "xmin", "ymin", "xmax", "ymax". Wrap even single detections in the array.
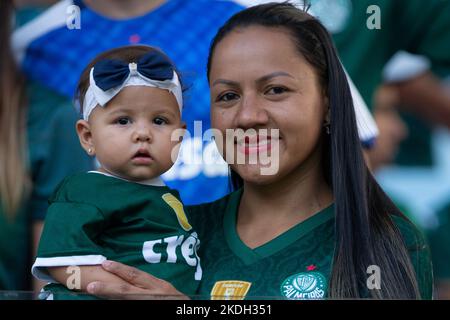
[{"xmin": 31, "ymin": 45, "xmax": 201, "ymax": 299}]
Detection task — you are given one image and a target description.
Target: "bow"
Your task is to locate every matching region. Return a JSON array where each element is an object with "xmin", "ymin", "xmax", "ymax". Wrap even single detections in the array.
[
  {"xmin": 81, "ymin": 50, "xmax": 183, "ymax": 121},
  {"xmin": 93, "ymin": 51, "xmax": 175, "ymax": 91}
]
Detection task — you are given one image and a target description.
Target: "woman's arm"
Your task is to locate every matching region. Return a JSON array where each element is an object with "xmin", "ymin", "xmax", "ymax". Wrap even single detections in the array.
[{"xmin": 85, "ymin": 261, "xmax": 188, "ymax": 300}]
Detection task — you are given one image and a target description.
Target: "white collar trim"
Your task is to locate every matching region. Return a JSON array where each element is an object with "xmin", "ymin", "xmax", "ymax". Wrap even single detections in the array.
[{"xmin": 88, "ymin": 170, "xmax": 166, "ymax": 187}]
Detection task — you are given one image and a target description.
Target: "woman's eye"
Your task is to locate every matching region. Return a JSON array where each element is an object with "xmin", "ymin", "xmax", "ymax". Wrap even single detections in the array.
[
  {"xmin": 153, "ymin": 117, "xmax": 168, "ymax": 125},
  {"xmin": 266, "ymin": 86, "xmax": 288, "ymax": 95},
  {"xmin": 116, "ymin": 117, "xmax": 131, "ymax": 125},
  {"xmin": 217, "ymin": 92, "xmax": 239, "ymax": 102}
]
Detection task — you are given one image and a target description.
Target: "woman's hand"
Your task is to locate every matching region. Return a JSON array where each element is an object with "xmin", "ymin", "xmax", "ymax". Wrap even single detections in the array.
[{"xmin": 86, "ymin": 260, "xmax": 189, "ymax": 300}]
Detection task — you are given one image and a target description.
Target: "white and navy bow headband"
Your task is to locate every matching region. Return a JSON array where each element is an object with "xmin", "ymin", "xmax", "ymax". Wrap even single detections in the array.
[{"xmin": 81, "ymin": 51, "xmax": 183, "ymax": 121}]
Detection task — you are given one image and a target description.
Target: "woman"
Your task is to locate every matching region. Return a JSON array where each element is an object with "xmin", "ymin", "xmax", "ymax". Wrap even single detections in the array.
[
  {"xmin": 0, "ymin": 0, "xmax": 92, "ymax": 292},
  {"xmin": 85, "ymin": 3, "xmax": 432, "ymax": 299},
  {"xmin": 0, "ymin": 0, "xmax": 31, "ymax": 291}
]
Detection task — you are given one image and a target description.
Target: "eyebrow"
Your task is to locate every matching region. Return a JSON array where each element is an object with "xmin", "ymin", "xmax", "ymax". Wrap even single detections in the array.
[
  {"xmin": 256, "ymin": 71, "xmax": 295, "ymax": 84},
  {"xmin": 107, "ymin": 107, "xmax": 177, "ymax": 117},
  {"xmin": 212, "ymin": 71, "xmax": 295, "ymax": 87},
  {"xmin": 107, "ymin": 108, "xmax": 134, "ymax": 116}
]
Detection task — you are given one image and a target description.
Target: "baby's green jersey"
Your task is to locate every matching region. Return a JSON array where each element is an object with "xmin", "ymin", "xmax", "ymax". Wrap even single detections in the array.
[
  {"xmin": 32, "ymin": 172, "xmax": 201, "ymax": 299},
  {"xmin": 187, "ymin": 189, "xmax": 433, "ymax": 300}
]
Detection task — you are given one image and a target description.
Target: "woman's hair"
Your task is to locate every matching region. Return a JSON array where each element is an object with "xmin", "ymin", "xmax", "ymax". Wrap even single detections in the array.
[
  {"xmin": 207, "ymin": 2, "xmax": 421, "ymax": 299},
  {"xmin": 0, "ymin": 0, "xmax": 31, "ymax": 219},
  {"xmin": 75, "ymin": 45, "xmax": 183, "ymax": 115}
]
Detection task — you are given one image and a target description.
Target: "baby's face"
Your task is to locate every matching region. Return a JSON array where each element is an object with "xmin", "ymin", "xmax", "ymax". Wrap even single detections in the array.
[{"xmin": 88, "ymin": 86, "xmax": 184, "ymax": 182}]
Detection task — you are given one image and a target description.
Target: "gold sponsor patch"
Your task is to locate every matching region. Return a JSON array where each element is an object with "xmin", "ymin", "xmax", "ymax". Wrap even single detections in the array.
[{"xmin": 210, "ymin": 280, "xmax": 252, "ymax": 300}]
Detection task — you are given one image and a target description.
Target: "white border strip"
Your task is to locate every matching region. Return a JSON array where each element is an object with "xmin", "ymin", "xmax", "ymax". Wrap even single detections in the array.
[
  {"xmin": 88, "ymin": 170, "xmax": 166, "ymax": 187},
  {"xmin": 32, "ymin": 254, "xmax": 107, "ymax": 282},
  {"xmin": 12, "ymin": 0, "xmax": 74, "ymax": 63}
]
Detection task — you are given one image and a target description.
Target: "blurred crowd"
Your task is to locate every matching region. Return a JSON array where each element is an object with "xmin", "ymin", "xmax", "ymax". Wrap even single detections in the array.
[{"xmin": 1, "ymin": 0, "xmax": 450, "ymax": 299}]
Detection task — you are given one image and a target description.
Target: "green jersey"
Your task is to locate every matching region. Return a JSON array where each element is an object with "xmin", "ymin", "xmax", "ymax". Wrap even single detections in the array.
[
  {"xmin": 187, "ymin": 189, "xmax": 433, "ymax": 300},
  {"xmin": 32, "ymin": 172, "xmax": 201, "ymax": 298}
]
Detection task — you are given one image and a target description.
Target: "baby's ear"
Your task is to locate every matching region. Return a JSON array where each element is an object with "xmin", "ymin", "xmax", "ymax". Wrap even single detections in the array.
[{"xmin": 76, "ymin": 120, "xmax": 95, "ymax": 156}]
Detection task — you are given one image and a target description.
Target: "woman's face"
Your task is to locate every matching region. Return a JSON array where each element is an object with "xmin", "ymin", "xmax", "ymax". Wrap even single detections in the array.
[{"xmin": 209, "ymin": 26, "xmax": 327, "ymax": 185}]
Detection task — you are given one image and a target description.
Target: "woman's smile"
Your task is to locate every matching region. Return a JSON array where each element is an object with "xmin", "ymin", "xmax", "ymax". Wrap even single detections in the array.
[{"xmin": 236, "ymin": 135, "xmax": 278, "ymax": 155}]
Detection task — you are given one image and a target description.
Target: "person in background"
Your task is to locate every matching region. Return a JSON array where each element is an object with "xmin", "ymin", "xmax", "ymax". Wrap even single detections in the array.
[
  {"xmin": 0, "ymin": 0, "xmax": 92, "ymax": 293},
  {"xmin": 368, "ymin": 85, "xmax": 408, "ymax": 172},
  {"xmin": 305, "ymin": 0, "xmax": 450, "ymax": 169},
  {"xmin": 368, "ymin": 59, "xmax": 450, "ymax": 299}
]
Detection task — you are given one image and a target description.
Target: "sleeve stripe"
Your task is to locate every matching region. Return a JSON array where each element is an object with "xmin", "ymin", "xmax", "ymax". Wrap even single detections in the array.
[{"xmin": 12, "ymin": 0, "xmax": 74, "ymax": 63}]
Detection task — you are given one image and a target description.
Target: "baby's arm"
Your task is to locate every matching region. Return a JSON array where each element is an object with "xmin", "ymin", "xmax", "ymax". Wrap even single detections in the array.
[{"xmin": 47, "ymin": 265, "xmax": 130, "ymax": 292}]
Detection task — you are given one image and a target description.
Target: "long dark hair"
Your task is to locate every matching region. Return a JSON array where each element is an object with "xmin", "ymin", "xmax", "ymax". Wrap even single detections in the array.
[
  {"xmin": 0, "ymin": 0, "xmax": 30, "ymax": 219},
  {"xmin": 207, "ymin": 2, "xmax": 421, "ymax": 299}
]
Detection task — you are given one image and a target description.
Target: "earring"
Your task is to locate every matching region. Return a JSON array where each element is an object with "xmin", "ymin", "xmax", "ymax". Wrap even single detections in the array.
[
  {"xmin": 88, "ymin": 148, "xmax": 93, "ymax": 154},
  {"xmin": 324, "ymin": 122, "xmax": 330, "ymax": 135}
]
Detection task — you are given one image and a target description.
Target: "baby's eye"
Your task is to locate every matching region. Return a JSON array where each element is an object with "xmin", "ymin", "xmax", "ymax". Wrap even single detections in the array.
[
  {"xmin": 266, "ymin": 86, "xmax": 288, "ymax": 95},
  {"xmin": 115, "ymin": 117, "xmax": 131, "ymax": 125},
  {"xmin": 153, "ymin": 117, "xmax": 168, "ymax": 125},
  {"xmin": 217, "ymin": 92, "xmax": 239, "ymax": 102}
]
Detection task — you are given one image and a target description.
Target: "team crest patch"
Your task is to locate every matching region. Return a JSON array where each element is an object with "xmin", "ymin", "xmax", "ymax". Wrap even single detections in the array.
[
  {"xmin": 211, "ymin": 281, "xmax": 252, "ymax": 300},
  {"xmin": 281, "ymin": 271, "xmax": 327, "ymax": 300}
]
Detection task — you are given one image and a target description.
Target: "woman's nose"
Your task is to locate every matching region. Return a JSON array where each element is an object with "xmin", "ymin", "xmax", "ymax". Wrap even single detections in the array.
[{"xmin": 234, "ymin": 93, "xmax": 269, "ymax": 129}]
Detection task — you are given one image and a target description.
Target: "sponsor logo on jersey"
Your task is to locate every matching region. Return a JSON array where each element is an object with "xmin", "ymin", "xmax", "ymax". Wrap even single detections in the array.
[
  {"xmin": 142, "ymin": 232, "xmax": 202, "ymax": 280},
  {"xmin": 280, "ymin": 271, "xmax": 327, "ymax": 300},
  {"xmin": 210, "ymin": 281, "xmax": 252, "ymax": 300}
]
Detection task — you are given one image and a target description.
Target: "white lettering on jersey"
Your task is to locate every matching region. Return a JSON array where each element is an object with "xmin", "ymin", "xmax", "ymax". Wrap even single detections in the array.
[
  {"xmin": 165, "ymin": 235, "xmax": 184, "ymax": 263},
  {"xmin": 141, "ymin": 232, "xmax": 202, "ymax": 280},
  {"xmin": 182, "ymin": 234, "xmax": 198, "ymax": 267},
  {"xmin": 142, "ymin": 239, "xmax": 162, "ymax": 263}
]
